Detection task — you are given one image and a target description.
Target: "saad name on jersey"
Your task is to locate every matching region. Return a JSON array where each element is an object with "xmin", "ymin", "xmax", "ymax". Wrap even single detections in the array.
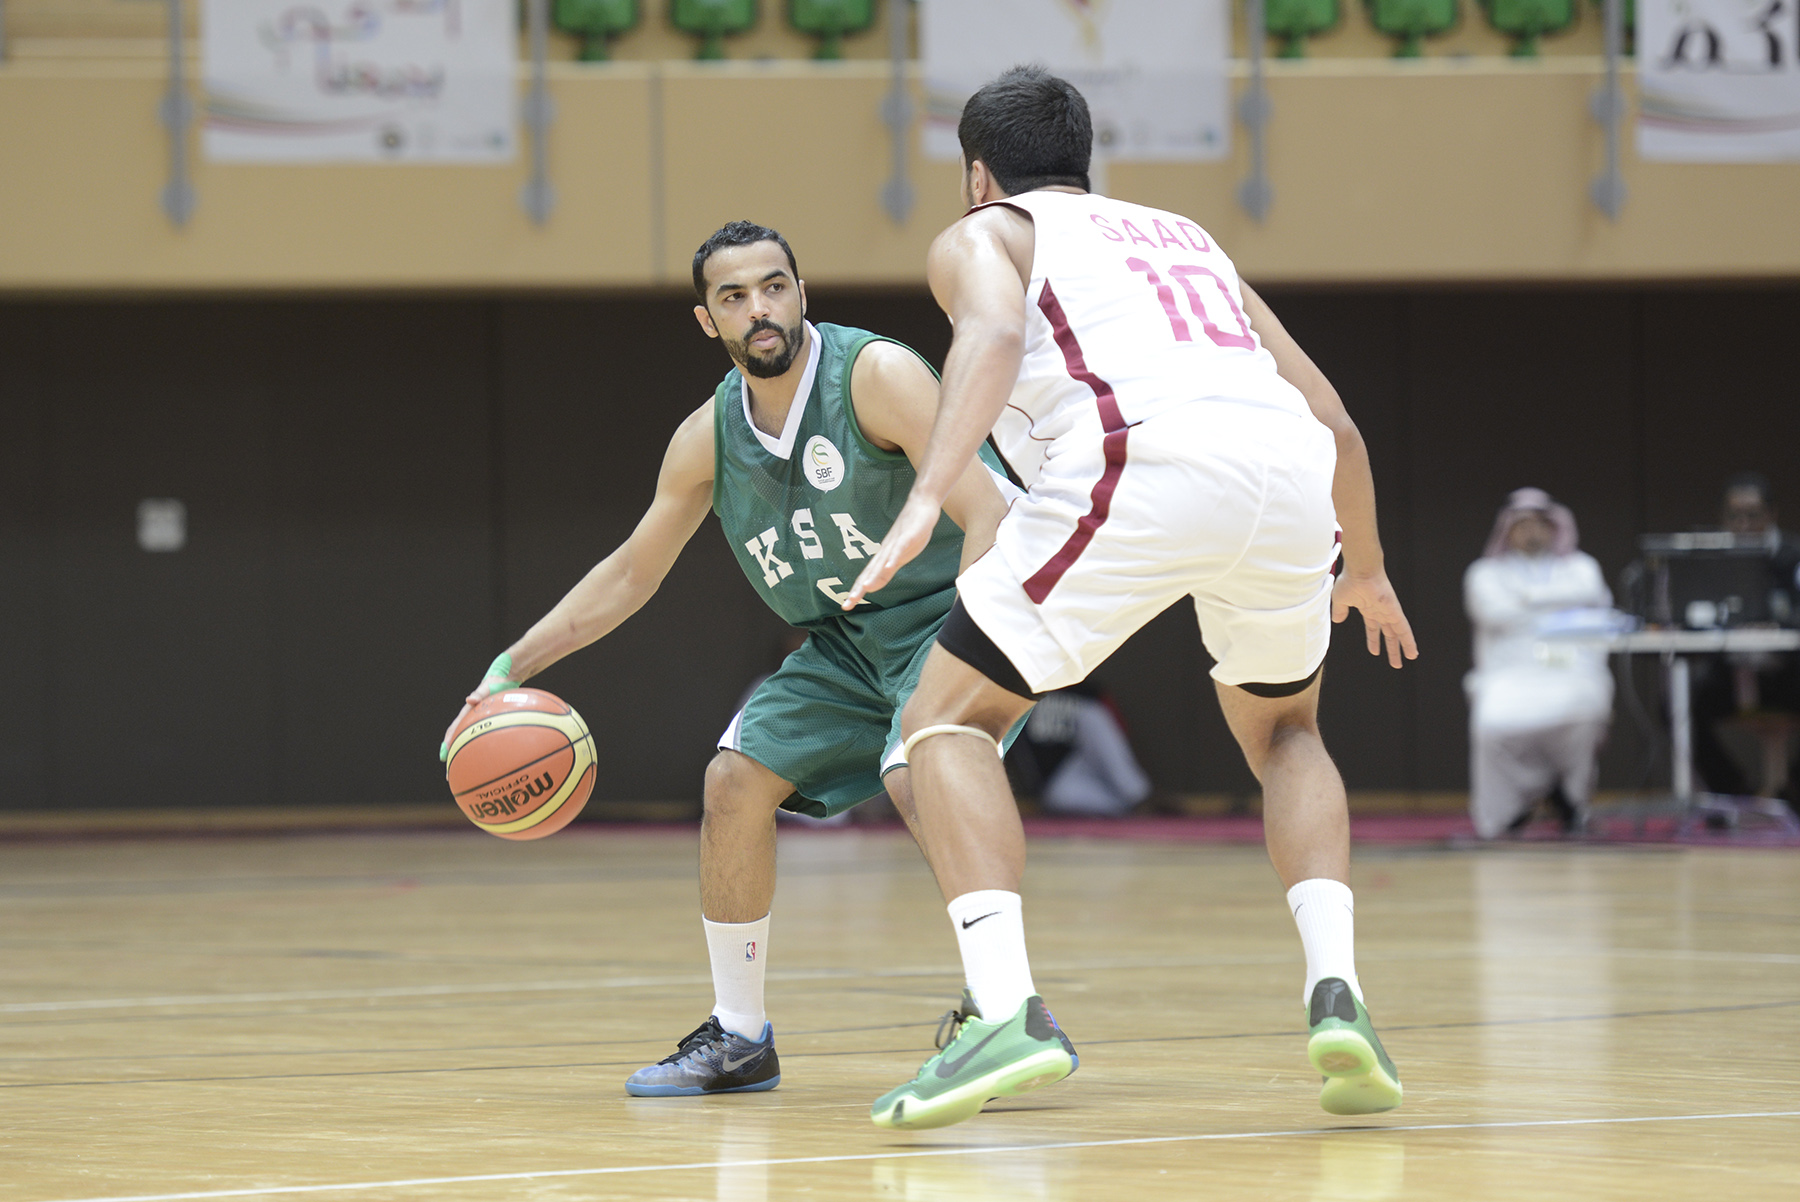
[{"xmin": 1087, "ymin": 212, "xmax": 1214, "ymax": 254}]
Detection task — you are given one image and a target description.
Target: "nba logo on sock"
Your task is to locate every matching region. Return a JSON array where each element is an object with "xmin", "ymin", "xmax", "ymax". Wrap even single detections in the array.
[{"xmin": 745, "ymin": 941, "xmax": 757, "ymax": 962}]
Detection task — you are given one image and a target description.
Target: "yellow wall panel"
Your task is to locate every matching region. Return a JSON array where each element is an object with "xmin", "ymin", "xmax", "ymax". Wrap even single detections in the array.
[
  {"xmin": 2, "ymin": 60, "xmax": 1799, "ymax": 290},
  {"xmin": 0, "ymin": 63, "xmax": 656, "ymax": 289},
  {"xmin": 654, "ymin": 62, "xmax": 957, "ymax": 286}
]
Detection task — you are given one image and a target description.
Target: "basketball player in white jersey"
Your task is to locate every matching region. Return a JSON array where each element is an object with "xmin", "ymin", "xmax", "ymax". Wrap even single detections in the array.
[{"xmin": 846, "ymin": 67, "xmax": 1419, "ymax": 1130}]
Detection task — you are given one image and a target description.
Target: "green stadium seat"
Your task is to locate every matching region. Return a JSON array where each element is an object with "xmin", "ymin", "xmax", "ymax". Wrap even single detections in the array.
[
  {"xmin": 554, "ymin": 0, "xmax": 642, "ymax": 61},
  {"xmin": 1362, "ymin": 0, "xmax": 1458, "ymax": 58},
  {"xmin": 671, "ymin": 0, "xmax": 761, "ymax": 60},
  {"xmin": 1266, "ymin": 0, "xmax": 1341, "ymax": 60},
  {"xmin": 1480, "ymin": 0, "xmax": 1578, "ymax": 57},
  {"xmin": 787, "ymin": 0, "xmax": 875, "ymax": 60}
]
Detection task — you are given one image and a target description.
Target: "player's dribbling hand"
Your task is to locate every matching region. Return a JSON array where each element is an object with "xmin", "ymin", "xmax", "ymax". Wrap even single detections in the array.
[
  {"xmin": 1331, "ymin": 570, "xmax": 1419, "ymax": 669},
  {"xmin": 844, "ymin": 497, "xmax": 940, "ymax": 609},
  {"xmin": 439, "ymin": 653, "xmax": 520, "ymax": 761}
]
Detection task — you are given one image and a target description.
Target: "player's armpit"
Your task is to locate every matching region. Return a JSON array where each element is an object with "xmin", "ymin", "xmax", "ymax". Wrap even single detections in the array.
[
  {"xmin": 850, "ymin": 218, "xmax": 1031, "ymax": 611},
  {"xmin": 847, "ymin": 339, "xmax": 936, "ymax": 455},
  {"xmin": 911, "ymin": 221, "xmax": 1032, "ymax": 508},
  {"xmin": 849, "ymin": 340, "xmax": 1007, "ymax": 580},
  {"xmin": 1240, "ymin": 282, "xmax": 1351, "ymax": 434},
  {"xmin": 1242, "ymin": 283, "xmax": 1394, "ymax": 588}
]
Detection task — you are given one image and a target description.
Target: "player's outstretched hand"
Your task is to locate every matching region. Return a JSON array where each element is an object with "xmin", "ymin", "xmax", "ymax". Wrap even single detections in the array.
[
  {"xmin": 1332, "ymin": 570, "xmax": 1419, "ymax": 669},
  {"xmin": 844, "ymin": 497, "xmax": 940, "ymax": 609},
  {"xmin": 439, "ymin": 653, "xmax": 520, "ymax": 761}
]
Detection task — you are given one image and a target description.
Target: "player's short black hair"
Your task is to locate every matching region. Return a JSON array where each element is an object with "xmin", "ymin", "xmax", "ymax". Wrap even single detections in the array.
[
  {"xmin": 957, "ymin": 65, "xmax": 1092, "ymax": 196},
  {"xmin": 692, "ymin": 221, "xmax": 799, "ymax": 303}
]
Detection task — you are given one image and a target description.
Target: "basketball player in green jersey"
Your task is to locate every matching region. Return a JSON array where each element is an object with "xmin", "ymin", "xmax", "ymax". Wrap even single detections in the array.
[{"xmin": 441, "ymin": 221, "xmax": 1042, "ymax": 1097}]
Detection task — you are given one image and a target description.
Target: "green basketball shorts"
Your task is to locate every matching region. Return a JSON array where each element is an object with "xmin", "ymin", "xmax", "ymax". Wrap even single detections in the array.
[{"xmin": 719, "ymin": 623, "xmax": 1024, "ymax": 819}]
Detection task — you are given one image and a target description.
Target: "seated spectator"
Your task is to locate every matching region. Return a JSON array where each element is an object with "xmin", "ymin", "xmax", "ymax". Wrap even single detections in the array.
[
  {"xmin": 1464, "ymin": 489, "xmax": 1614, "ymax": 837},
  {"xmin": 1007, "ymin": 681, "xmax": 1152, "ymax": 817},
  {"xmin": 1691, "ymin": 473, "xmax": 1800, "ymax": 802}
]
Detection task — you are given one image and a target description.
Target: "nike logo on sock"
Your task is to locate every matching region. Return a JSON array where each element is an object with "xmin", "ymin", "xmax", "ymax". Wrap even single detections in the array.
[{"xmin": 961, "ymin": 911, "xmax": 1002, "ymax": 929}]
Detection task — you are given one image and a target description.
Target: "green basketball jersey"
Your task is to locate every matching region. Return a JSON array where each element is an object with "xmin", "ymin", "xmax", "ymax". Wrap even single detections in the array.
[{"xmin": 712, "ymin": 322, "xmax": 998, "ymax": 662}]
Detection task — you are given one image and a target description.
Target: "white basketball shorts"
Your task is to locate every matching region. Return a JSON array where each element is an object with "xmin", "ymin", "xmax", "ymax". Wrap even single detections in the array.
[{"xmin": 956, "ymin": 400, "xmax": 1339, "ymax": 694}]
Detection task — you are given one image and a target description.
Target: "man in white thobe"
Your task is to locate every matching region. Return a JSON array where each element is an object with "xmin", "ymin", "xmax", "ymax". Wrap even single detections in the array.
[{"xmin": 1465, "ymin": 488, "xmax": 1614, "ymax": 837}]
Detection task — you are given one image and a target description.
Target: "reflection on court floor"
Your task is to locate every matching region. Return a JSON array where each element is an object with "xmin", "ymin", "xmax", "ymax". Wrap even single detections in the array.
[{"xmin": 1, "ymin": 829, "xmax": 1796, "ymax": 1201}]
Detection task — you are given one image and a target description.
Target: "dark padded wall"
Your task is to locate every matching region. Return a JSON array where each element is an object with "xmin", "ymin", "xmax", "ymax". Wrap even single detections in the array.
[
  {"xmin": 41, "ymin": 304, "xmax": 280, "ymax": 809},
  {"xmin": 1, "ymin": 286, "xmax": 1794, "ymax": 808},
  {"xmin": 0, "ymin": 308, "xmax": 51, "ymax": 805},
  {"xmin": 267, "ymin": 302, "xmax": 497, "ymax": 806},
  {"xmin": 1, "ymin": 301, "xmax": 495, "ymax": 810}
]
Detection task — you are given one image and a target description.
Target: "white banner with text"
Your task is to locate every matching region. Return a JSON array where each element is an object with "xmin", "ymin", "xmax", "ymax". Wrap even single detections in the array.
[
  {"xmin": 920, "ymin": 0, "xmax": 1230, "ymax": 164},
  {"xmin": 1639, "ymin": 0, "xmax": 1800, "ymax": 160},
  {"xmin": 204, "ymin": 0, "xmax": 515, "ymax": 163}
]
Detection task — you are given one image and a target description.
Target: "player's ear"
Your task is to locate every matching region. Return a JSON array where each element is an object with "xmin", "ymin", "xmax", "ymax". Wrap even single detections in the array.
[
  {"xmin": 694, "ymin": 305, "xmax": 719, "ymax": 339},
  {"xmin": 797, "ymin": 280, "xmax": 807, "ymax": 316},
  {"xmin": 967, "ymin": 159, "xmax": 991, "ymax": 206}
]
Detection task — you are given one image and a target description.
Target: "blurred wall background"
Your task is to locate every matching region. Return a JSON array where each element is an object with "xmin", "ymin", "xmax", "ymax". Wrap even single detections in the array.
[
  {"xmin": 4, "ymin": 3, "xmax": 1798, "ymax": 811},
  {"xmin": 4, "ymin": 285, "xmax": 1796, "ymax": 809}
]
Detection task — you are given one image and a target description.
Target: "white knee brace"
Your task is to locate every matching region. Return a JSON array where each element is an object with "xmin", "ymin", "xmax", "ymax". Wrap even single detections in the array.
[{"xmin": 901, "ymin": 724, "xmax": 1003, "ymax": 764}]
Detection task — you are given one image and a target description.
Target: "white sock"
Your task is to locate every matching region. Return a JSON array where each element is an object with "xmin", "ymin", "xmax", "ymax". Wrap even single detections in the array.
[
  {"xmin": 947, "ymin": 890, "xmax": 1036, "ymax": 1021},
  {"xmin": 1287, "ymin": 879, "xmax": 1363, "ymax": 1006},
  {"xmin": 703, "ymin": 914, "xmax": 770, "ymax": 1040}
]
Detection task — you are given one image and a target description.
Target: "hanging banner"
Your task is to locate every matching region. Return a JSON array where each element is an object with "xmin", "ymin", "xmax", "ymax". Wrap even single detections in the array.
[
  {"xmin": 920, "ymin": 0, "xmax": 1230, "ymax": 163},
  {"xmin": 1639, "ymin": 0, "xmax": 1800, "ymax": 161},
  {"xmin": 204, "ymin": 0, "xmax": 516, "ymax": 163}
]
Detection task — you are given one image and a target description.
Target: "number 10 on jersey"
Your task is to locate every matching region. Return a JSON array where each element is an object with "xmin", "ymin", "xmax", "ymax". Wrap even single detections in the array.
[{"xmin": 1126, "ymin": 257, "xmax": 1255, "ymax": 350}]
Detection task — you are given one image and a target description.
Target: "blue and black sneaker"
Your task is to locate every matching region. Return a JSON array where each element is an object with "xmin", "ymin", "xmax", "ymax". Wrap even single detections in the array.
[{"xmin": 624, "ymin": 1017, "xmax": 780, "ymax": 1097}]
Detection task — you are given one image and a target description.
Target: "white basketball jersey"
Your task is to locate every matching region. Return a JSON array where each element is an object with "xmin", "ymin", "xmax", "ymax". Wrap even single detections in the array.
[{"xmin": 976, "ymin": 190, "xmax": 1311, "ymax": 488}]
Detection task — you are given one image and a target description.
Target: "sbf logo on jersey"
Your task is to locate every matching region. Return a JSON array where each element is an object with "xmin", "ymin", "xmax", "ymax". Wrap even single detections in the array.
[{"xmin": 804, "ymin": 435, "xmax": 844, "ymax": 492}]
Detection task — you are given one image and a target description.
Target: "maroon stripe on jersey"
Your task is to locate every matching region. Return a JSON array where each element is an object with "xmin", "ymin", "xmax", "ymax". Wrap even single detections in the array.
[{"xmin": 1022, "ymin": 280, "xmax": 1130, "ymax": 604}]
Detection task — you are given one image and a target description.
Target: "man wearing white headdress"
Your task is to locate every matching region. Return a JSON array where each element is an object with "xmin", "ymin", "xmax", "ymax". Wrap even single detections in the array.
[{"xmin": 1464, "ymin": 488, "xmax": 1614, "ymax": 838}]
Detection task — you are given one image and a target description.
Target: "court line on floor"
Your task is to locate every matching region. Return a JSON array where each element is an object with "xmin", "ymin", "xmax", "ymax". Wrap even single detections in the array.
[
  {"xmin": 11, "ymin": 945, "xmax": 1796, "ymax": 1017},
  {"xmin": 0, "ymin": 976, "xmax": 705, "ymax": 1014},
  {"xmin": 1070, "ymin": 996, "xmax": 1800, "ymax": 1052},
  {"xmin": 28, "ymin": 1109, "xmax": 1800, "ymax": 1202},
  {"xmin": 12, "ymin": 997, "xmax": 1796, "ymax": 1089},
  {"xmin": 0, "ymin": 956, "xmax": 1284, "ymax": 1015},
  {"xmin": 0, "ymin": 848, "xmax": 993, "ymax": 902},
  {"xmin": 0, "ymin": 1018, "xmax": 940, "ymax": 1065}
]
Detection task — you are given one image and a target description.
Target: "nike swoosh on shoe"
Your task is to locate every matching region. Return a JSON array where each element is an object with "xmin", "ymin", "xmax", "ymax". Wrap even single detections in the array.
[
  {"xmin": 721, "ymin": 1047, "xmax": 766, "ymax": 1072},
  {"xmin": 935, "ymin": 1025, "xmax": 1005, "ymax": 1078}
]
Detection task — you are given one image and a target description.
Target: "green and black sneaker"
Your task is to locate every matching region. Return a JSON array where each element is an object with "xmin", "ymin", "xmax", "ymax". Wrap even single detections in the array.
[
  {"xmin": 1307, "ymin": 977, "xmax": 1402, "ymax": 1116},
  {"xmin": 871, "ymin": 993, "xmax": 1075, "ymax": 1130}
]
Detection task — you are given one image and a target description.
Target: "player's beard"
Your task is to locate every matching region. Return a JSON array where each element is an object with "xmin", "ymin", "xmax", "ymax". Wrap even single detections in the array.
[{"xmin": 730, "ymin": 317, "xmax": 804, "ymax": 379}]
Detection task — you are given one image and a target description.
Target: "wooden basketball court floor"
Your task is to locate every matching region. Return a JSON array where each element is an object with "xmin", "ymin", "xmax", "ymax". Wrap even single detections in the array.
[{"xmin": 3, "ymin": 826, "xmax": 1797, "ymax": 1202}]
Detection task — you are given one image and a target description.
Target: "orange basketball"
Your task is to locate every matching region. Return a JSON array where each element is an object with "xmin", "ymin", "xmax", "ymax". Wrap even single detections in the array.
[{"xmin": 445, "ymin": 688, "xmax": 596, "ymax": 840}]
